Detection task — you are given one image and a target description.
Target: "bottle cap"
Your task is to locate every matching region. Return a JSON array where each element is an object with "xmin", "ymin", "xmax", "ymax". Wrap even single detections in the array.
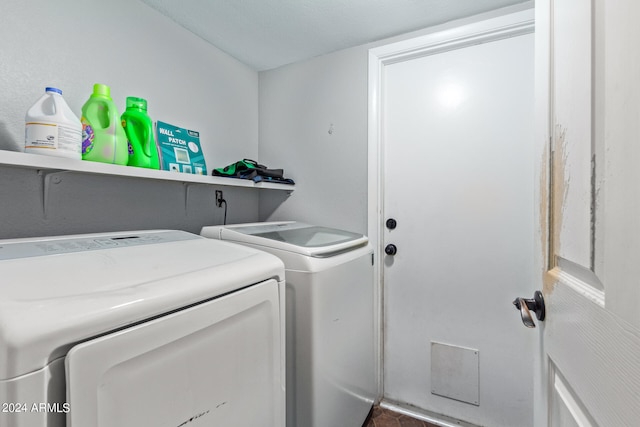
[
  {"xmin": 126, "ymin": 97, "xmax": 147, "ymax": 111},
  {"xmin": 45, "ymin": 87, "xmax": 62, "ymax": 95},
  {"xmin": 92, "ymin": 83, "xmax": 111, "ymax": 98}
]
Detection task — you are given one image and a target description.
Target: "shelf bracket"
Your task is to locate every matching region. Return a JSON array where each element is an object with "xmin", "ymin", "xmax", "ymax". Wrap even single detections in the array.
[{"xmin": 37, "ymin": 169, "xmax": 68, "ymax": 219}]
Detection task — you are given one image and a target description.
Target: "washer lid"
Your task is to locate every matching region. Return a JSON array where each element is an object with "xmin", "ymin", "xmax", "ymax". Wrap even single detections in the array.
[
  {"xmin": 216, "ymin": 222, "xmax": 368, "ymax": 257},
  {"xmin": 0, "ymin": 230, "xmax": 284, "ymax": 380}
]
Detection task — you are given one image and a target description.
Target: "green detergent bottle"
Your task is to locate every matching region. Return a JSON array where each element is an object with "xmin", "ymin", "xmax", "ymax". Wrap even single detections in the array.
[
  {"xmin": 121, "ymin": 97, "xmax": 159, "ymax": 169},
  {"xmin": 81, "ymin": 83, "xmax": 129, "ymax": 165}
]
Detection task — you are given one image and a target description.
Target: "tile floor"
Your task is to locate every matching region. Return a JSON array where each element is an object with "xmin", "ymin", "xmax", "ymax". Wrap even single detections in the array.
[{"xmin": 362, "ymin": 406, "xmax": 439, "ymax": 427}]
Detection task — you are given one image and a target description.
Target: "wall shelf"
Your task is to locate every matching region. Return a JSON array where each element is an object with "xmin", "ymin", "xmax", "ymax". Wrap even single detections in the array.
[{"xmin": 0, "ymin": 150, "xmax": 295, "ymax": 191}]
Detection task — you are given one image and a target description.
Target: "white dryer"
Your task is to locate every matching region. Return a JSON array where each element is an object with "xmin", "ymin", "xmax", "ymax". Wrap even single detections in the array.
[
  {"xmin": 0, "ymin": 230, "xmax": 285, "ymax": 427},
  {"xmin": 201, "ymin": 222, "xmax": 376, "ymax": 427}
]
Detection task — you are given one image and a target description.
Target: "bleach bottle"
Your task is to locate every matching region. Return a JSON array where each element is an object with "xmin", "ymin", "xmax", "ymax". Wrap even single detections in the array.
[
  {"xmin": 121, "ymin": 97, "xmax": 159, "ymax": 169},
  {"xmin": 81, "ymin": 83, "xmax": 128, "ymax": 165},
  {"xmin": 25, "ymin": 87, "xmax": 82, "ymax": 159}
]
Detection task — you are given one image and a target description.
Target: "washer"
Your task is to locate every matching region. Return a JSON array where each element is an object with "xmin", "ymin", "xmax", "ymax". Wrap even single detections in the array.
[
  {"xmin": 201, "ymin": 221, "xmax": 376, "ymax": 427},
  {"xmin": 0, "ymin": 230, "xmax": 285, "ymax": 427}
]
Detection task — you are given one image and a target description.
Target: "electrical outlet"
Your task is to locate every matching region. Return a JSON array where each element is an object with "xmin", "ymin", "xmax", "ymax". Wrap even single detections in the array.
[{"xmin": 215, "ymin": 190, "xmax": 224, "ymax": 207}]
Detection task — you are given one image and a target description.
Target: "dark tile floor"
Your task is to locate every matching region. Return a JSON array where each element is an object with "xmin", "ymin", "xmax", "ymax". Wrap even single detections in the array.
[{"xmin": 363, "ymin": 406, "xmax": 439, "ymax": 427}]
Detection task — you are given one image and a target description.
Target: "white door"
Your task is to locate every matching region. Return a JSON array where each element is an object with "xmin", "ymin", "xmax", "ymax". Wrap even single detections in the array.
[
  {"xmin": 533, "ymin": 1, "xmax": 640, "ymax": 426},
  {"xmin": 369, "ymin": 10, "xmax": 536, "ymax": 427}
]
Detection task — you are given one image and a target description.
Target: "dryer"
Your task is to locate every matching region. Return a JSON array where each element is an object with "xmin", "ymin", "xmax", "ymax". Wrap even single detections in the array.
[{"xmin": 0, "ymin": 230, "xmax": 285, "ymax": 427}]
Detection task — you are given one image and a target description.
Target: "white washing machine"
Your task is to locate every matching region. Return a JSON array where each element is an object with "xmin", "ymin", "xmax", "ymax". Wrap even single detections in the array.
[
  {"xmin": 0, "ymin": 230, "xmax": 285, "ymax": 427},
  {"xmin": 201, "ymin": 222, "xmax": 376, "ymax": 427}
]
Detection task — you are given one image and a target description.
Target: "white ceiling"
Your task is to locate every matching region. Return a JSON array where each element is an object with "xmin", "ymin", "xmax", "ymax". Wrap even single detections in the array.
[{"xmin": 141, "ymin": 0, "xmax": 528, "ymax": 71}]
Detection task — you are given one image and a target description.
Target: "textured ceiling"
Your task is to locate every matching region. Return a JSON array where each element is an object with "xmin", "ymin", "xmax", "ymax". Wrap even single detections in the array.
[{"xmin": 140, "ymin": 0, "xmax": 528, "ymax": 71}]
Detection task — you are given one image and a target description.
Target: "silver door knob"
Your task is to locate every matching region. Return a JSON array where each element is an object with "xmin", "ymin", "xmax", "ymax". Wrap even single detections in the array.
[{"xmin": 512, "ymin": 291, "xmax": 545, "ymax": 328}]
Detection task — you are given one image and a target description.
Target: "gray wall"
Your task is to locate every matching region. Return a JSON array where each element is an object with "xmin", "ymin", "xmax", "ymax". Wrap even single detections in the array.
[
  {"xmin": 0, "ymin": 0, "xmax": 262, "ymax": 238},
  {"xmin": 0, "ymin": 166, "xmax": 261, "ymax": 238}
]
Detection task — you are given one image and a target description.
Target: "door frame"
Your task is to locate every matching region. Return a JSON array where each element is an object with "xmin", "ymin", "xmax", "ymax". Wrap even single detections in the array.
[
  {"xmin": 367, "ymin": 7, "xmax": 535, "ymax": 405},
  {"xmin": 533, "ymin": 3, "xmax": 550, "ymax": 426}
]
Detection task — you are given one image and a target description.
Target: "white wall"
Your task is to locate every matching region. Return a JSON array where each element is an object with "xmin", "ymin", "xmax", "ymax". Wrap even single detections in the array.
[
  {"xmin": 258, "ymin": 3, "xmax": 532, "ymax": 236},
  {"xmin": 0, "ymin": 0, "xmax": 261, "ymax": 238},
  {"xmin": 0, "ymin": 0, "xmax": 258, "ymax": 164},
  {"xmin": 258, "ymin": 46, "xmax": 369, "ymax": 234}
]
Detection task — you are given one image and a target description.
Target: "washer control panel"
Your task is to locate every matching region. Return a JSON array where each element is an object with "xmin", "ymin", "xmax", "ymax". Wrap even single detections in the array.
[{"xmin": 0, "ymin": 230, "xmax": 199, "ymax": 261}]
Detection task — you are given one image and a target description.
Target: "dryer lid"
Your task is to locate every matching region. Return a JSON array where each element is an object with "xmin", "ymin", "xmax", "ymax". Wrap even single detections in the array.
[{"xmin": 212, "ymin": 222, "xmax": 368, "ymax": 257}]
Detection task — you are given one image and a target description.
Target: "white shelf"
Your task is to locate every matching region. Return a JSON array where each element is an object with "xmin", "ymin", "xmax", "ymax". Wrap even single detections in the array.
[{"xmin": 0, "ymin": 150, "xmax": 295, "ymax": 191}]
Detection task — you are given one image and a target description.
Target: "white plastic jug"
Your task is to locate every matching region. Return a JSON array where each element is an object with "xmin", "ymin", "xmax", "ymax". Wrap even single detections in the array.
[{"xmin": 25, "ymin": 87, "xmax": 82, "ymax": 159}]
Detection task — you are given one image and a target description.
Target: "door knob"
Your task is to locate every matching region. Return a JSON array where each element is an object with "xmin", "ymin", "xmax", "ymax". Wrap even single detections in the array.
[
  {"xmin": 385, "ymin": 244, "xmax": 397, "ymax": 256},
  {"xmin": 512, "ymin": 291, "xmax": 545, "ymax": 328},
  {"xmin": 386, "ymin": 218, "xmax": 397, "ymax": 230}
]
